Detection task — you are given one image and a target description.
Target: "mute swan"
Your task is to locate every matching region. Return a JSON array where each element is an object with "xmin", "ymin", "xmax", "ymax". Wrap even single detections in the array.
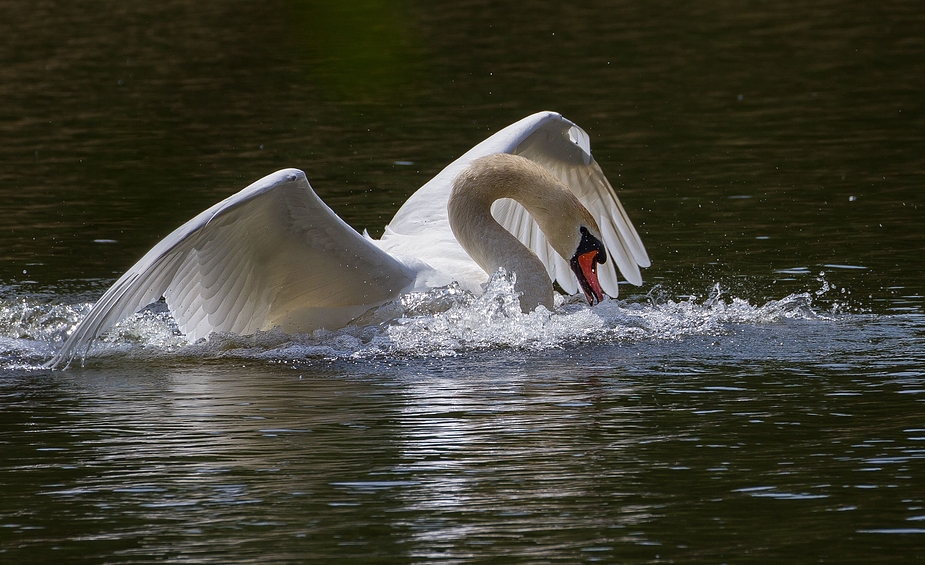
[{"xmin": 47, "ymin": 111, "xmax": 650, "ymax": 368}]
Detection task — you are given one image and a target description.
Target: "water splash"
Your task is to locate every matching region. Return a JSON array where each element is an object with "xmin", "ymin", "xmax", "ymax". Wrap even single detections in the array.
[
  {"xmin": 2, "ymin": 273, "xmax": 835, "ymax": 369},
  {"xmin": 0, "ymin": 297, "xmax": 86, "ymax": 370}
]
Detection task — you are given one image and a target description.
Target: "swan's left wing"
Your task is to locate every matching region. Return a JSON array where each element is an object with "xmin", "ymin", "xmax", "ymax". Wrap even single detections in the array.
[
  {"xmin": 47, "ymin": 169, "xmax": 414, "ymax": 368},
  {"xmin": 500, "ymin": 120, "xmax": 651, "ymax": 296},
  {"xmin": 384, "ymin": 111, "xmax": 649, "ymax": 298}
]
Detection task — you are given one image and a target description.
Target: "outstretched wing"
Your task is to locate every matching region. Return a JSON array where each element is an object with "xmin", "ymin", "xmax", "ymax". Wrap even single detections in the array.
[
  {"xmin": 500, "ymin": 117, "xmax": 651, "ymax": 295},
  {"xmin": 382, "ymin": 111, "xmax": 649, "ymax": 298},
  {"xmin": 48, "ymin": 169, "xmax": 414, "ymax": 368}
]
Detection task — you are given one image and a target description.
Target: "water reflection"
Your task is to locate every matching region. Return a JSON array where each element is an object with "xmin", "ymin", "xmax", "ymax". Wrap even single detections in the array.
[
  {"xmin": 240, "ymin": 359, "xmax": 666, "ymax": 557},
  {"xmin": 2, "ymin": 312, "xmax": 924, "ymax": 562},
  {"xmin": 392, "ymin": 369, "xmax": 658, "ymax": 556}
]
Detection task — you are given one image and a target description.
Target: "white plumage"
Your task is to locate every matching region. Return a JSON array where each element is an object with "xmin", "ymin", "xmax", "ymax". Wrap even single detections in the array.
[{"xmin": 47, "ymin": 111, "xmax": 650, "ymax": 368}]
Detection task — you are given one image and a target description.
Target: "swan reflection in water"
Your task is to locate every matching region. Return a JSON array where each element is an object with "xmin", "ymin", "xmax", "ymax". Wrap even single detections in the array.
[
  {"xmin": 390, "ymin": 367, "xmax": 657, "ymax": 551},
  {"xmin": 38, "ymin": 364, "xmax": 653, "ymax": 556},
  {"xmin": 48, "ymin": 111, "xmax": 650, "ymax": 367}
]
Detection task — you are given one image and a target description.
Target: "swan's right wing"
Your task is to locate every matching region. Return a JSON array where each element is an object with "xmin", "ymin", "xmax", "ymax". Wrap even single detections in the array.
[
  {"xmin": 383, "ymin": 111, "xmax": 649, "ymax": 298},
  {"xmin": 48, "ymin": 169, "xmax": 414, "ymax": 368},
  {"xmin": 503, "ymin": 122, "xmax": 651, "ymax": 295}
]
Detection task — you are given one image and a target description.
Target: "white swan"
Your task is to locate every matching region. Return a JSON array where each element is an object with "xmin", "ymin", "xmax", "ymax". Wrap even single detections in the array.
[{"xmin": 47, "ymin": 111, "xmax": 650, "ymax": 368}]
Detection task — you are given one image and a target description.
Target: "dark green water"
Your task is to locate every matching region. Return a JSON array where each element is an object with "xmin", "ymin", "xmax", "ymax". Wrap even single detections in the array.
[{"xmin": 2, "ymin": 0, "xmax": 924, "ymax": 562}]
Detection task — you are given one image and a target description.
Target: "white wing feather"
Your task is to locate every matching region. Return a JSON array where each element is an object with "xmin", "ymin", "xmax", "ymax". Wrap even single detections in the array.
[
  {"xmin": 383, "ymin": 111, "xmax": 650, "ymax": 297},
  {"xmin": 48, "ymin": 169, "xmax": 414, "ymax": 367}
]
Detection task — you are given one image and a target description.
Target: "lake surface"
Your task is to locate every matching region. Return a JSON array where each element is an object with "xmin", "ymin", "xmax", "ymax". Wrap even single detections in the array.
[{"xmin": 2, "ymin": 0, "xmax": 924, "ymax": 562}]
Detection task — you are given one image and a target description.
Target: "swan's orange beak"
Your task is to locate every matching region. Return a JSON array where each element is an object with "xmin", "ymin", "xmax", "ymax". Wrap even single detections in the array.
[
  {"xmin": 570, "ymin": 227, "xmax": 607, "ymax": 305},
  {"xmin": 576, "ymin": 250, "xmax": 604, "ymax": 305}
]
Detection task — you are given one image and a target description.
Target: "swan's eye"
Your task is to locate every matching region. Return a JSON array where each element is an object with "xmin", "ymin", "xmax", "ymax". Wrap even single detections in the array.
[{"xmin": 578, "ymin": 227, "xmax": 607, "ymax": 265}]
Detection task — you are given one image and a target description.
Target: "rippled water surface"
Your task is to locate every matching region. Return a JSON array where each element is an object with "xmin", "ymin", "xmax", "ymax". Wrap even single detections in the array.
[{"xmin": 2, "ymin": 0, "xmax": 924, "ymax": 562}]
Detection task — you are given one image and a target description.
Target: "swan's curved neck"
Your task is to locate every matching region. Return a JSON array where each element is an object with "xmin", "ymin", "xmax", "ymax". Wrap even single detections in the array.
[{"xmin": 447, "ymin": 154, "xmax": 583, "ymax": 311}]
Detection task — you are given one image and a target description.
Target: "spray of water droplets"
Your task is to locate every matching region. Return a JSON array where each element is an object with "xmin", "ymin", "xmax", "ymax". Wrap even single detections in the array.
[{"xmin": 2, "ymin": 271, "xmax": 834, "ymax": 369}]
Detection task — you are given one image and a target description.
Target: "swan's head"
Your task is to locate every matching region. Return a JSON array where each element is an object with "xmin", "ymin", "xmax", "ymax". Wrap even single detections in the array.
[
  {"xmin": 570, "ymin": 225, "xmax": 607, "ymax": 305},
  {"xmin": 538, "ymin": 186, "xmax": 608, "ymax": 305}
]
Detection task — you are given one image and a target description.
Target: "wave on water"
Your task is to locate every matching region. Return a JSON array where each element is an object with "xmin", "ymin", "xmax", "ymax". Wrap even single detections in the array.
[{"xmin": 2, "ymin": 272, "xmax": 837, "ymax": 370}]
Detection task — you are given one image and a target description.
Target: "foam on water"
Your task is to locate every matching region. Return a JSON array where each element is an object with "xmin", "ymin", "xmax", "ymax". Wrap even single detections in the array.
[{"xmin": 1, "ymin": 271, "xmax": 836, "ymax": 370}]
